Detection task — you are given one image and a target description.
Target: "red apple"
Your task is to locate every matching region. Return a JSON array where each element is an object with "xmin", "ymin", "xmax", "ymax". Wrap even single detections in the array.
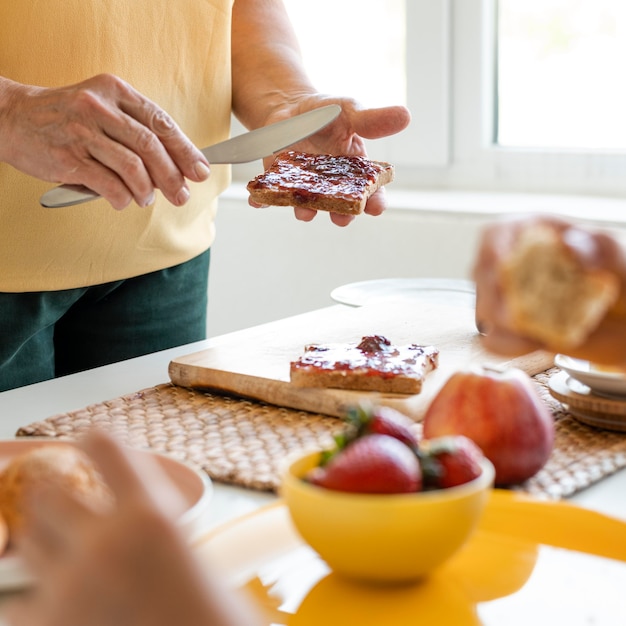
[{"xmin": 422, "ymin": 366, "xmax": 554, "ymax": 486}]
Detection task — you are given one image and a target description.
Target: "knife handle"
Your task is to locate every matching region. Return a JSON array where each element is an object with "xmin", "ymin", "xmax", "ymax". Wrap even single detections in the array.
[{"xmin": 40, "ymin": 184, "xmax": 101, "ymax": 208}]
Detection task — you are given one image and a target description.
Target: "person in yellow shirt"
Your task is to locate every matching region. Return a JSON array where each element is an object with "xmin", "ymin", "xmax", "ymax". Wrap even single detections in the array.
[{"xmin": 0, "ymin": 0, "xmax": 410, "ymax": 391}]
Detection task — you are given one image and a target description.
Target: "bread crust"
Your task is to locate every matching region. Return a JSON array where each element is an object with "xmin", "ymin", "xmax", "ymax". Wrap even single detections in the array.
[
  {"xmin": 290, "ymin": 335, "xmax": 439, "ymax": 394},
  {"xmin": 247, "ymin": 151, "xmax": 394, "ymax": 215},
  {"xmin": 502, "ymin": 224, "xmax": 620, "ymax": 349}
]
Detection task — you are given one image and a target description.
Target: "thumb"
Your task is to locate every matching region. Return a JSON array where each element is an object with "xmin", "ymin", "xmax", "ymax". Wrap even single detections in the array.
[{"xmin": 351, "ymin": 105, "xmax": 411, "ymax": 140}]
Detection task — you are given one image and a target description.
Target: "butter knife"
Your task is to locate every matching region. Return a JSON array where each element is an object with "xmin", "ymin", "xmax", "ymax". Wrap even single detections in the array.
[{"xmin": 39, "ymin": 104, "xmax": 341, "ymax": 208}]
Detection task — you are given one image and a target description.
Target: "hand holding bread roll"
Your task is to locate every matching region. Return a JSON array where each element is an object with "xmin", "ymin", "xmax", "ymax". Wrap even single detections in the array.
[
  {"xmin": 5, "ymin": 432, "xmax": 262, "ymax": 626},
  {"xmin": 0, "ymin": 444, "xmax": 112, "ymax": 541},
  {"xmin": 473, "ymin": 215, "xmax": 626, "ymax": 366}
]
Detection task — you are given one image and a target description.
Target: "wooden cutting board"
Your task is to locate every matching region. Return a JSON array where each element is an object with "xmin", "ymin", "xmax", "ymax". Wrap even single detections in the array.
[{"xmin": 169, "ymin": 300, "xmax": 554, "ymax": 421}]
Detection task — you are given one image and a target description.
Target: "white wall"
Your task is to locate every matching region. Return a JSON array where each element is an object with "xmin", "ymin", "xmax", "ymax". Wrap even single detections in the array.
[
  {"xmin": 206, "ymin": 190, "xmax": 491, "ymax": 336},
  {"xmin": 207, "ymin": 186, "xmax": 626, "ymax": 337}
]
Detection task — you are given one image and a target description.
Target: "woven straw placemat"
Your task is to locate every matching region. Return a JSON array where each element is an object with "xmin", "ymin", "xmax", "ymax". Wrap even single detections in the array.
[{"xmin": 15, "ymin": 368, "xmax": 626, "ymax": 499}]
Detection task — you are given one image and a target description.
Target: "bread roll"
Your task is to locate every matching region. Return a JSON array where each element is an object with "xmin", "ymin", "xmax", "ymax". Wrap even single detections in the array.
[
  {"xmin": 0, "ymin": 444, "xmax": 112, "ymax": 538},
  {"xmin": 502, "ymin": 224, "xmax": 620, "ymax": 349}
]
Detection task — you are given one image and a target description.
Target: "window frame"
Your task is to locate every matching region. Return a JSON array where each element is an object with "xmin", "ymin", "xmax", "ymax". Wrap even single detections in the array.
[
  {"xmin": 383, "ymin": 0, "xmax": 626, "ymax": 198},
  {"xmin": 234, "ymin": 0, "xmax": 626, "ymax": 201}
]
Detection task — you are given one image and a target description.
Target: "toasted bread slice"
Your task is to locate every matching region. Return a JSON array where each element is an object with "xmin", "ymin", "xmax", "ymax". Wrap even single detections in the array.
[
  {"xmin": 290, "ymin": 335, "xmax": 439, "ymax": 394},
  {"xmin": 247, "ymin": 151, "xmax": 394, "ymax": 215}
]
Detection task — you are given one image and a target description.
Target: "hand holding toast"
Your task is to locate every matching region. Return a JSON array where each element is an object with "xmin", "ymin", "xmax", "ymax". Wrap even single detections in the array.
[{"xmin": 250, "ymin": 97, "xmax": 410, "ymax": 227}]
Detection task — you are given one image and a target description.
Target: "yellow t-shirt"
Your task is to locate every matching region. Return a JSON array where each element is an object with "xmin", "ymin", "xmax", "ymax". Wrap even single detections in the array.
[{"xmin": 0, "ymin": 0, "xmax": 233, "ymax": 291}]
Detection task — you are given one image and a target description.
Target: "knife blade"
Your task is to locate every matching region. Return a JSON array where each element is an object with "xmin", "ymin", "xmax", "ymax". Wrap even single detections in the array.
[{"xmin": 39, "ymin": 104, "xmax": 341, "ymax": 208}]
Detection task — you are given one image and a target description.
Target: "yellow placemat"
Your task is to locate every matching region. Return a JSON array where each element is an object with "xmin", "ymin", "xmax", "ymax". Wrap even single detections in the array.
[{"xmin": 15, "ymin": 369, "xmax": 626, "ymax": 498}]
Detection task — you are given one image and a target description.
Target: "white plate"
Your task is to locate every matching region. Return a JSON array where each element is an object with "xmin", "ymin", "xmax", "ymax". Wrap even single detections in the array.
[
  {"xmin": 554, "ymin": 354, "xmax": 626, "ymax": 398},
  {"xmin": 0, "ymin": 439, "xmax": 212, "ymax": 591},
  {"xmin": 330, "ymin": 278, "xmax": 476, "ymax": 308}
]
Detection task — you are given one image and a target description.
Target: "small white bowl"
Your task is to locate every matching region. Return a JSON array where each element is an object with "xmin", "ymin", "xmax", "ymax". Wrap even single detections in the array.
[{"xmin": 555, "ymin": 354, "xmax": 626, "ymax": 398}]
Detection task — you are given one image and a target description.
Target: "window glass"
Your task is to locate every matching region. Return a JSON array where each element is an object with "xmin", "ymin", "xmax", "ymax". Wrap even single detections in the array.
[
  {"xmin": 497, "ymin": 0, "xmax": 626, "ymax": 151},
  {"xmin": 282, "ymin": 0, "xmax": 406, "ymax": 108}
]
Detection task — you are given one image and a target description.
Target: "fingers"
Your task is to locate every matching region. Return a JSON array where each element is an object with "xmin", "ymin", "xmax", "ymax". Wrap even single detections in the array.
[
  {"xmin": 479, "ymin": 327, "xmax": 544, "ymax": 357},
  {"xmin": 72, "ymin": 147, "xmax": 151, "ymax": 211},
  {"xmin": 363, "ymin": 188, "xmax": 387, "ymax": 217},
  {"xmin": 292, "ymin": 206, "xmax": 316, "ymax": 222},
  {"xmin": 290, "ymin": 206, "xmax": 355, "ymax": 226},
  {"xmin": 4, "ymin": 596, "xmax": 46, "ymax": 626},
  {"xmin": 291, "ymin": 183, "xmax": 386, "ymax": 224},
  {"xmin": 5, "ymin": 74, "xmax": 210, "ymax": 210},
  {"xmin": 115, "ymin": 92, "xmax": 210, "ymax": 206},
  {"xmin": 92, "ymin": 77, "xmax": 209, "ymax": 208},
  {"xmin": 18, "ymin": 487, "xmax": 91, "ymax": 569},
  {"xmin": 330, "ymin": 212, "xmax": 355, "ymax": 227},
  {"xmin": 79, "ymin": 431, "xmax": 158, "ymax": 505},
  {"xmin": 79, "ymin": 431, "xmax": 187, "ymax": 521},
  {"xmin": 252, "ymin": 201, "xmax": 355, "ymax": 226},
  {"xmin": 349, "ymin": 105, "xmax": 411, "ymax": 140}
]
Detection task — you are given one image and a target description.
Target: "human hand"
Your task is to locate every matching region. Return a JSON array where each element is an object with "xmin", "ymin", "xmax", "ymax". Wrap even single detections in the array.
[
  {"xmin": 473, "ymin": 214, "xmax": 626, "ymax": 365},
  {"xmin": 250, "ymin": 96, "xmax": 410, "ymax": 227},
  {"xmin": 0, "ymin": 74, "xmax": 210, "ymax": 210},
  {"xmin": 6, "ymin": 431, "xmax": 261, "ymax": 626}
]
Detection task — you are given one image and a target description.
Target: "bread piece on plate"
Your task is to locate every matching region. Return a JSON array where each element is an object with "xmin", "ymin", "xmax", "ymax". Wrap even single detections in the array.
[
  {"xmin": 290, "ymin": 335, "xmax": 439, "ymax": 394},
  {"xmin": 246, "ymin": 151, "xmax": 394, "ymax": 215},
  {"xmin": 0, "ymin": 444, "xmax": 112, "ymax": 538},
  {"xmin": 502, "ymin": 224, "xmax": 620, "ymax": 349}
]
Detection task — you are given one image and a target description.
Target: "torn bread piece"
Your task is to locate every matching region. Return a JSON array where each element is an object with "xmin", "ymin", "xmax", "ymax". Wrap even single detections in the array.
[
  {"xmin": 290, "ymin": 335, "xmax": 439, "ymax": 394},
  {"xmin": 502, "ymin": 224, "xmax": 620, "ymax": 349},
  {"xmin": 246, "ymin": 151, "xmax": 394, "ymax": 215},
  {"xmin": 0, "ymin": 444, "xmax": 112, "ymax": 539}
]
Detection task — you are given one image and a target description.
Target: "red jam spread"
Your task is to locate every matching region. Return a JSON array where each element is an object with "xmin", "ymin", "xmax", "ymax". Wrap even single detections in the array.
[
  {"xmin": 247, "ymin": 151, "xmax": 385, "ymax": 201},
  {"xmin": 292, "ymin": 335, "xmax": 439, "ymax": 379}
]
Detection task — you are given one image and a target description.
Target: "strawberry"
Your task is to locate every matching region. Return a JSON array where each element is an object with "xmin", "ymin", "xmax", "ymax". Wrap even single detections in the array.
[
  {"xmin": 306, "ymin": 434, "xmax": 422, "ymax": 494},
  {"xmin": 345, "ymin": 404, "xmax": 419, "ymax": 452},
  {"xmin": 419, "ymin": 435, "xmax": 484, "ymax": 489}
]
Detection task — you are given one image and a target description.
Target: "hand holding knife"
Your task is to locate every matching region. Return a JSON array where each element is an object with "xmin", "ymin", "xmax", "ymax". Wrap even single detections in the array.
[{"xmin": 39, "ymin": 105, "xmax": 341, "ymax": 208}]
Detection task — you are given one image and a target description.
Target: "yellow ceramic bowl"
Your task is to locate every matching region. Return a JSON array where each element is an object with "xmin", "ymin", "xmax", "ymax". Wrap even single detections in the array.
[{"xmin": 280, "ymin": 450, "xmax": 495, "ymax": 584}]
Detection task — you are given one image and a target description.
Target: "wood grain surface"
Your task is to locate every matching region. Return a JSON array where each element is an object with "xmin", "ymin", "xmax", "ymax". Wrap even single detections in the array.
[{"xmin": 169, "ymin": 300, "xmax": 555, "ymax": 421}]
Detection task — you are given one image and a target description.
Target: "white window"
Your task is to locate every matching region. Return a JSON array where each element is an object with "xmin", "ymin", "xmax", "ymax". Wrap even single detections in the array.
[
  {"xmin": 283, "ymin": 0, "xmax": 406, "ymax": 110},
  {"xmin": 279, "ymin": 0, "xmax": 626, "ymax": 200},
  {"xmin": 498, "ymin": 0, "xmax": 626, "ymax": 151}
]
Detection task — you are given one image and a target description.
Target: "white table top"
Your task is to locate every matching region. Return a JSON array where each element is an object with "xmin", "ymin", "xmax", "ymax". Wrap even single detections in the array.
[{"xmin": 0, "ymin": 307, "xmax": 624, "ymax": 533}]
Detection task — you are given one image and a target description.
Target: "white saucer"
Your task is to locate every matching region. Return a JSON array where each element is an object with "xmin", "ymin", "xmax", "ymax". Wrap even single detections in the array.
[
  {"xmin": 548, "ymin": 370, "xmax": 626, "ymax": 432},
  {"xmin": 554, "ymin": 354, "xmax": 626, "ymax": 399}
]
